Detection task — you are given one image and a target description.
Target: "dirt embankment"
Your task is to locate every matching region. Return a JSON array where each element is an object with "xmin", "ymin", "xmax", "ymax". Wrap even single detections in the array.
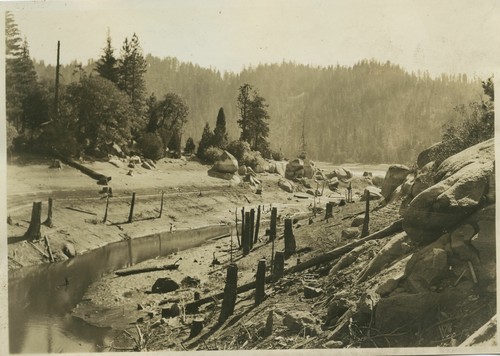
[{"xmin": 7, "ymin": 156, "xmax": 309, "ymax": 270}]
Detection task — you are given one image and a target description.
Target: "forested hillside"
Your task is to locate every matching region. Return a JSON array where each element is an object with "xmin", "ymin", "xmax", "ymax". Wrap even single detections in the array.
[{"xmin": 34, "ymin": 57, "xmax": 481, "ymax": 163}]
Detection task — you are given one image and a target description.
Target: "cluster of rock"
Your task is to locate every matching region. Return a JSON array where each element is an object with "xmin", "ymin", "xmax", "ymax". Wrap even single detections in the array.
[{"xmin": 323, "ymin": 138, "xmax": 495, "ymax": 343}]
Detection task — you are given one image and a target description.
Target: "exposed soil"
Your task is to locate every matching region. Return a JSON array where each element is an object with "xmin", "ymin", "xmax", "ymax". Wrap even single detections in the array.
[{"xmin": 7, "ymin": 155, "xmax": 495, "ymax": 352}]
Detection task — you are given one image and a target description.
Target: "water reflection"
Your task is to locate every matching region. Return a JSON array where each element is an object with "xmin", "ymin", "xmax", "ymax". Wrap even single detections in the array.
[{"xmin": 9, "ymin": 225, "xmax": 230, "ymax": 353}]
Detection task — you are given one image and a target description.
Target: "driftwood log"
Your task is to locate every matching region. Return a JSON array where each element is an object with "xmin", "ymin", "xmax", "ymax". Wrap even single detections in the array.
[{"xmin": 115, "ymin": 260, "xmax": 180, "ymax": 276}]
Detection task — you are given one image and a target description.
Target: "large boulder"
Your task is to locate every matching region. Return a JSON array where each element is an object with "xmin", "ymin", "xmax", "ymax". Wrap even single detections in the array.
[
  {"xmin": 327, "ymin": 167, "xmax": 352, "ymax": 180},
  {"xmin": 282, "ymin": 311, "xmax": 320, "ymax": 336},
  {"xmin": 152, "ymin": 278, "xmax": 180, "ymax": 294},
  {"xmin": 417, "ymin": 141, "xmax": 446, "ymax": 168},
  {"xmin": 405, "ymin": 247, "xmax": 448, "ymax": 292},
  {"xmin": 381, "ymin": 164, "xmax": 410, "ymax": 199},
  {"xmin": 303, "ymin": 159, "xmax": 316, "ymax": 179},
  {"xmin": 207, "ymin": 168, "xmax": 241, "ymax": 184},
  {"xmin": 62, "ymin": 243, "xmax": 76, "ymax": 258},
  {"xmin": 411, "ymin": 161, "xmax": 435, "ymax": 198},
  {"xmin": 360, "ymin": 186, "xmax": 382, "ymax": 201},
  {"xmin": 278, "ymin": 178, "xmax": 295, "ymax": 193},
  {"xmin": 213, "ymin": 151, "xmax": 239, "ymax": 174},
  {"xmin": 402, "ymin": 139, "xmax": 494, "ymax": 245},
  {"xmin": 285, "ymin": 159, "xmax": 304, "ymax": 180},
  {"xmin": 371, "ymin": 175, "xmax": 384, "ymax": 187}
]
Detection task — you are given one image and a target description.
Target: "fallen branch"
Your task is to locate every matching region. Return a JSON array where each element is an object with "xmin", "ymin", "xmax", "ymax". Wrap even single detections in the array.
[
  {"xmin": 66, "ymin": 206, "xmax": 97, "ymax": 216},
  {"xmin": 29, "ymin": 241, "xmax": 50, "ymax": 259},
  {"xmin": 185, "ymin": 220, "xmax": 403, "ymax": 312},
  {"xmin": 115, "ymin": 260, "xmax": 180, "ymax": 276}
]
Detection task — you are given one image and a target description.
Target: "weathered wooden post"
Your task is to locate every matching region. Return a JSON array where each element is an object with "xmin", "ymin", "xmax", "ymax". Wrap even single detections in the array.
[
  {"xmin": 249, "ymin": 208, "xmax": 255, "ymax": 249},
  {"xmin": 242, "ymin": 212, "xmax": 251, "ymax": 256},
  {"xmin": 103, "ymin": 194, "xmax": 110, "ymax": 223},
  {"xmin": 255, "ymin": 259, "xmax": 266, "ymax": 305},
  {"xmin": 361, "ymin": 191, "xmax": 370, "ymax": 237},
  {"xmin": 240, "ymin": 207, "xmax": 245, "ymax": 250},
  {"xmin": 270, "ymin": 207, "xmax": 277, "ymax": 272},
  {"xmin": 234, "ymin": 208, "xmax": 241, "ymax": 248},
  {"xmin": 218, "ymin": 263, "xmax": 238, "ymax": 324},
  {"xmin": 270, "ymin": 207, "xmax": 277, "ymax": 242},
  {"xmin": 273, "ymin": 251, "xmax": 285, "ymax": 281},
  {"xmin": 43, "ymin": 198, "xmax": 53, "ymax": 228},
  {"xmin": 25, "ymin": 202, "xmax": 42, "ymax": 240},
  {"xmin": 347, "ymin": 182, "xmax": 352, "ymax": 203},
  {"xmin": 254, "ymin": 205, "xmax": 261, "ymax": 244},
  {"xmin": 128, "ymin": 192, "xmax": 136, "ymax": 223},
  {"xmin": 284, "ymin": 218, "xmax": 296, "ymax": 258},
  {"xmin": 324, "ymin": 202, "xmax": 333, "ymax": 220},
  {"xmin": 158, "ymin": 191, "xmax": 164, "ymax": 218}
]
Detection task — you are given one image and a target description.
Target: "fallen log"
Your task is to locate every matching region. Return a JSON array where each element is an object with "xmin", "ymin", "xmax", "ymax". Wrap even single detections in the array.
[
  {"xmin": 115, "ymin": 261, "xmax": 180, "ymax": 276},
  {"xmin": 52, "ymin": 150, "xmax": 111, "ymax": 184},
  {"xmin": 285, "ymin": 219, "xmax": 402, "ymax": 275},
  {"xmin": 184, "ymin": 219, "xmax": 403, "ymax": 312}
]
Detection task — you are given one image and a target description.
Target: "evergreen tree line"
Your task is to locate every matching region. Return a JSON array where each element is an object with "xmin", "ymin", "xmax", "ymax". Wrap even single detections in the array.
[{"xmin": 8, "ymin": 10, "xmax": 489, "ymax": 164}]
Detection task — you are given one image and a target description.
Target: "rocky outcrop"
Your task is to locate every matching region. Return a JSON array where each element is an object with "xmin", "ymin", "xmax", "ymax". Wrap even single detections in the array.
[
  {"xmin": 213, "ymin": 151, "xmax": 239, "ymax": 174},
  {"xmin": 402, "ymin": 139, "xmax": 494, "ymax": 244},
  {"xmin": 381, "ymin": 164, "xmax": 410, "ymax": 199}
]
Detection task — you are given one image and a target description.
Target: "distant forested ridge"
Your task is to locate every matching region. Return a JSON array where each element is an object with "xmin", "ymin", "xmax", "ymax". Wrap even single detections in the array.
[{"xmin": 33, "ymin": 57, "xmax": 482, "ymax": 164}]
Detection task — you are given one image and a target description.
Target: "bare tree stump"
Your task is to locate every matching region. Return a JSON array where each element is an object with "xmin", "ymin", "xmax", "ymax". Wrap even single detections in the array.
[
  {"xmin": 249, "ymin": 208, "xmax": 255, "ymax": 249},
  {"xmin": 255, "ymin": 259, "xmax": 266, "ymax": 305},
  {"xmin": 243, "ymin": 212, "xmax": 251, "ymax": 256},
  {"xmin": 235, "ymin": 208, "xmax": 241, "ymax": 248},
  {"xmin": 159, "ymin": 191, "xmax": 164, "ymax": 218},
  {"xmin": 361, "ymin": 191, "xmax": 370, "ymax": 237},
  {"xmin": 240, "ymin": 207, "xmax": 245, "ymax": 250},
  {"xmin": 128, "ymin": 192, "xmax": 136, "ymax": 223},
  {"xmin": 103, "ymin": 194, "xmax": 110, "ymax": 223},
  {"xmin": 324, "ymin": 202, "xmax": 333, "ymax": 220},
  {"xmin": 218, "ymin": 263, "xmax": 238, "ymax": 324},
  {"xmin": 284, "ymin": 218, "xmax": 296, "ymax": 258},
  {"xmin": 43, "ymin": 198, "xmax": 54, "ymax": 228},
  {"xmin": 270, "ymin": 207, "xmax": 277, "ymax": 241},
  {"xmin": 264, "ymin": 310, "xmax": 274, "ymax": 336},
  {"xmin": 190, "ymin": 318, "xmax": 204, "ymax": 338},
  {"xmin": 254, "ymin": 205, "xmax": 261, "ymax": 243},
  {"xmin": 25, "ymin": 202, "xmax": 42, "ymax": 241},
  {"xmin": 273, "ymin": 251, "xmax": 285, "ymax": 281}
]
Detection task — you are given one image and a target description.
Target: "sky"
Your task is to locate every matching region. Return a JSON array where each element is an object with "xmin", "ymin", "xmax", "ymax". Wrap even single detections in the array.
[{"xmin": 3, "ymin": 0, "xmax": 500, "ymax": 78}]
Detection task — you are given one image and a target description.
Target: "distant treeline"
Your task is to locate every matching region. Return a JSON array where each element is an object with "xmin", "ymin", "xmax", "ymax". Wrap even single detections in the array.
[{"xmin": 33, "ymin": 57, "xmax": 483, "ymax": 164}]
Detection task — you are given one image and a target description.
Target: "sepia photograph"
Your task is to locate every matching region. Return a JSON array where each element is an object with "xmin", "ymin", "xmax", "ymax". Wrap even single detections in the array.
[{"xmin": 1, "ymin": 0, "xmax": 498, "ymax": 354}]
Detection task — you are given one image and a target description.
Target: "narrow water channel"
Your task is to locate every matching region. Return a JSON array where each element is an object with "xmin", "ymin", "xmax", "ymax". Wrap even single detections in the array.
[{"xmin": 8, "ymin": 225, "xmax": 231, "ymax": 353}]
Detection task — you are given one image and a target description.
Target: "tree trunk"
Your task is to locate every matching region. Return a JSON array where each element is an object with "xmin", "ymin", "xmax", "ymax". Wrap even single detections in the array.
[
  {"xmin": 361, "ymin": 191, "xmax": 370, "ymax": 237},
  {"xmin": 254, "ymin": 205, "xmax": 261, "ymax": 243},
  {"xmin": 43, "ymin": 198, "xmax": 53, "ymax": 228},
  {"xmin": 284, "ymin": 218, "xmax": 296, "ymax": 258},
  {"xmin": 255, "ymin": 259, "xmax": 266, "ymax": 305},
  {"xmin": 128, "ymin": 192, "xmax": 136, "ymax": 223},
  {"xmin": 242, "ymin": 212, "xmax": 251, "ymax": 256},
  {"xmin": 25, "ymin": 202, "xmax": 42, "ymax": 241},
  {"xmin": 218, "ymin": 263, "xmax": 238, "ymax": 324}
]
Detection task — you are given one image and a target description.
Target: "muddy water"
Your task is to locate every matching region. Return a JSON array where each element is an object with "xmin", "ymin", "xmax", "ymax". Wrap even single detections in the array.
[{"xmin": 8, "ymin": 225, "xmax": 231, "ymax": 353}]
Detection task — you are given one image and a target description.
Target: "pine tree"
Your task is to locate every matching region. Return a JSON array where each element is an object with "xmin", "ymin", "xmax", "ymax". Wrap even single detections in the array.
[
  {"xmin": 212, "ymin": 107, "xmax": 228, "ymax": 149},
  {"xmin": 236, "ymin": 84, "xmax": 270, "ymax": 154},
  {"xmin": 197, "ymin": 122, "xmax": 214, "ymax": 159},
  {"xmin": 117, "ymin": 33, "xmax": 147, "ymax": 113},
  {"xmin": 184, "ymin": 137, "xmax": 196, "ymax": 155},
  {"xmin": 96, "ymin": 30, "xmax": 119, "ymax": 84},
  {"xmin": 5, "ymin": 12, "xmax": 39, "ymax": 132}
]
